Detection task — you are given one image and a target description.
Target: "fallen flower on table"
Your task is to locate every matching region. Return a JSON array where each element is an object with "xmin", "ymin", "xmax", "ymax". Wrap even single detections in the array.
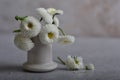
[
  {"xmin": 58, "ymin": 55, "xmax": 95, "ymax": 71},
  {"xmin": 85, "ymin": 63, "xmax": 95, "ymax": 70},
  {"xmin": 58, "ymin": 55, "xmax": 84, "ymax": 70}
]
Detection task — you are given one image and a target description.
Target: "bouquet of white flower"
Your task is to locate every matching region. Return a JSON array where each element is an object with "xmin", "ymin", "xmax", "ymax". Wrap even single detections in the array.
[
  {"xmin": 13, "ymin": 8, "xmax": 75, "ymax": 72},
  {"xmin": 13, "ymin": 8, "xmax": 75, "ymax": 51}
]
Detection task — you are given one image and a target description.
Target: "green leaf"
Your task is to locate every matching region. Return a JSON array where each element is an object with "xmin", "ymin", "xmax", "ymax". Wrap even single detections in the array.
[
  {"xmin": 15, "ymin": 16, "xmax": 19, "ymax": 21},
  {"xmin": 15, "ymin": 16, "xmax": 28, "ymax": 21},
  {"xmin": 22, "ymin": 16, "xmax": 28, "ymax": 20}
]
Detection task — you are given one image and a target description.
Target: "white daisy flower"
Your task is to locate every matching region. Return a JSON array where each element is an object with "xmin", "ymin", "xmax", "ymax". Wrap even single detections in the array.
[
  {"xmin": 39, "ymin": 24, "xmax": 59, "ymax": 44},
  {"xmin": 75, "ymin": 56, "xmax": 84, "ymax": 69},
  {"xmin": 85, "ymin": 64, "xmax": 95, "ymax": 70},
  {"xmin": 58, "ymin": 55, "xmax": 84, "ymax": 70},
  {"xmin": 47, "ymin": 8, "xmax": 63, "ymax": 15},
  {"xmin": 20, "ymin": 16, "xmax": 41, "ymax": 38},
  {"xmin": 14, "ymin": 34, "xmax": 34, "ymax": 51},
  {"xmin": 66, "ymin": 55, "xmax": 80, "ymax": 70},
  {"xmin": 57, "ymin": 35, "xmax": 75, "ymax": 44},
  {"xmin": 53, "ymin": 16, "xmax": 59, "ymax": 27},
  {"xmin": 36, "ymin": 8, "xmax": 53, "ymax": 24}
]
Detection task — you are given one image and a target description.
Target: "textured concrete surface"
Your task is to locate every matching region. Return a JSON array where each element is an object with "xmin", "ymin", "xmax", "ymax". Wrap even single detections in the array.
[
  {"xmin": 0, "ymin": 34, "xmax": 120, "ymax": 80},
  {"xmin": 1, "ymin": 0, "xmax": 120, "ymax": 37}
]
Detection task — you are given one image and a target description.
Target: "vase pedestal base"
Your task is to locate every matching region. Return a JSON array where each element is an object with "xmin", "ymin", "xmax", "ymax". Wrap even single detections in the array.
[{"xmin": 23, "ymin": 62, "xmax": 57, "ymax": 72}]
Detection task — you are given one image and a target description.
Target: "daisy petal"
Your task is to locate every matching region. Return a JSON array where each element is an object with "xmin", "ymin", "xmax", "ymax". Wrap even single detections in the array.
[{"xmin": 14, "ymin": 34, "xmax": 34, "ymax": 51}]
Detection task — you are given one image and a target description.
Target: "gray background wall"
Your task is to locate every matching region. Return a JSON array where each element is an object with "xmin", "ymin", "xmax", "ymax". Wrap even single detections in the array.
[{"xmin": 0, "ymin": 0, "xmax": 120, "ymax": 37}]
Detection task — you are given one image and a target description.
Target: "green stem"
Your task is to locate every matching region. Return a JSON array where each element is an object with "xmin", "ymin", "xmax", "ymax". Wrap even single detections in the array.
[
  {"xmin": 13, "ymin": 29, "xmax": 21, "ymax": 33},
  {"xmin": 58, "ymin": 27, "xmax": 65, "ymax": 36},
  {"xmin": 57, "ymin": 57, "xmax": 66, "ymax": 65},
  {"xmin": 74, "ymin": 56, "xmax": 79, "ymax": 64},
  {"xmin": 52, "ymin": 13, "xmax": 59, "ymax": 18}
]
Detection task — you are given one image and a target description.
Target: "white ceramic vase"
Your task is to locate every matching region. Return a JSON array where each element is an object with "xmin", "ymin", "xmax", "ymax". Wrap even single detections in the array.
[{"xmin": 23, "ymin": 36, "xmax": 57, "ymax": 72}]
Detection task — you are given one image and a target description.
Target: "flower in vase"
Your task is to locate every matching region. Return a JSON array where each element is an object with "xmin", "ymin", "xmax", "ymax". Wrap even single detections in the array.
[
  {"xmin": 20, "ymin": 16, "xmax": 41, "ymax": 38},
  {"xmin": 47, "ymin": 8, "xmax": 63, "ymax": 15},
  {"xmin": 57, "ymin": 35, "xmax": 75, "ymax": 45},
  {"xmin": 40, "ymin": 19, "xmax": 47, "ymax": 26},
  {"xmin": 36, "ymin": 8, "xmax": 53, "ymax": 24},
  {"xmin": 53, "ymin": 16, "xmax": 59, "ymax": 27},
  {"xmin": 14, "ymin": 34, "xmax": 34, "ymax": 51},
  {"xmin": 40, "ymin": 15, "xmax": 59, "ymax": 27},
  {"xmin": 39, "ymin": 24, "xmax": 59, "ymax": 44},
  {"xmin": 65, "ymin": 55, "xmax": 84, "ymax": 70}
]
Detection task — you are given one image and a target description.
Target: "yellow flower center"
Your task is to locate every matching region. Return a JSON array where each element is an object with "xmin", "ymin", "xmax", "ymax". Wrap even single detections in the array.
[
  {"xmin": 63, "ymin": 40, "xmax": 70, "ymax": 43},
  {"xmin": 28, "ymin": 22, "xmax": 33, "ymax": 29},
  {"xmin": 48, "ymin": 32, "xmax": 54, "ymax": 39}
]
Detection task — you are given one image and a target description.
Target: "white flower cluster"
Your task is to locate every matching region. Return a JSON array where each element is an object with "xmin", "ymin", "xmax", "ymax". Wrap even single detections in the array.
[
  {"xmin": 14, "ymin": 8, "xmax": 75, "ymax": 51},
  {"xmin": 66, "ymin": 55, "xmax": 84, "ymax": 70},
  {"xmin": 14, "ymin": 16, "xmax": 41, "ymax": 51},
  {"xmin": 58, "ymin": 55, "xmax": 95, "ymax": 70}
]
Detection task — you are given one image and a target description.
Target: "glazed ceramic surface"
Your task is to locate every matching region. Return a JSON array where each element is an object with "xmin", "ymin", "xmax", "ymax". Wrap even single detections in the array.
[{"xmin": 23, "ymin": 36, "xmax": 57, "ymax": 72}]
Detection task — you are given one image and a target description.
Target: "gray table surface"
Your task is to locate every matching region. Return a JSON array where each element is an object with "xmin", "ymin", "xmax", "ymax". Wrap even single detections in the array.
[{"xmin": 0, "ymin": 34, "xmax": 120, "ymax": 80}]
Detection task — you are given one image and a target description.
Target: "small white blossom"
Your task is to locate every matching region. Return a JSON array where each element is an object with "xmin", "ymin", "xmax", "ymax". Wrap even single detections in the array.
[
  {"xmin": 47, "ymin": 8, "xmax": 63, "ymax": 15},
  {"xmin": 65, "ymin": 55, "xmax": 84, "ymax": 70},
  {"xmin": 66, "ymin": 55, "xmax": 79, "ymax": 70},
  {"xmin": 20, "ymin": 16, "xmax": 41, "ymax": 38},
  {"xmin": 58, "ymin": 55, "xmax": 84, "ymax": 70},
  {"xmin": 36, "ymin": 8, "xmax": 53, "ymax": 24},
  {"xmin": 57, "ymin": 35, "xmax": 75, "ymax": 44},
  {"xmin": 85, "ymin": 64, "xmax": 95, "ymax": 70},
  {"xmin": 14, "ymin": 34, "xmax": 34, "ymax": 51},
  {"xmin": 39, "ymin": 24, "xmax": 59, "ymax": 44},
  {"xmin": 75, "ymin": 56, "xmax": 84, "ymax": 69}
]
